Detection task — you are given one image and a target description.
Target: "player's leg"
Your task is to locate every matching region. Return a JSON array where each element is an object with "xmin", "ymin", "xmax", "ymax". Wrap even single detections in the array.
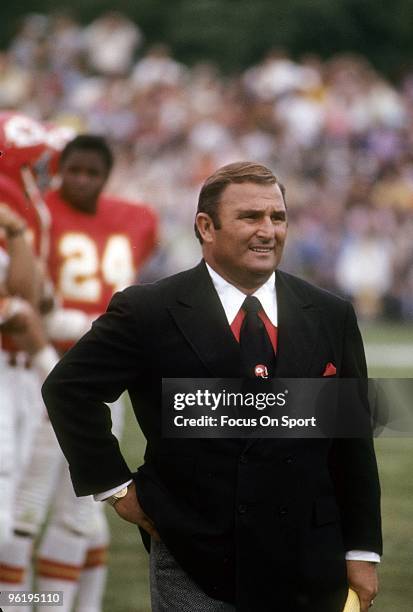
[
  {"xmin": 36, "ymin": 467, "xmax": 110, "ymax": 612},
  {"xmin": 0, "ymin": 352, "xmax": 15, "ymax": 545},
  {"xmin": 75, "ymin": 511, "xmax": 110, "ymax": 612},
  {"xmin": 0, "ymin": 363, "xmax": 46, "ymax": 612},
  {"xmin": 74, "ymin": 397, "xmax": 124, "ymax": 612},
  {"xmin": 34, "ymin": 396, "xmax": 124, "ymax": 612}
]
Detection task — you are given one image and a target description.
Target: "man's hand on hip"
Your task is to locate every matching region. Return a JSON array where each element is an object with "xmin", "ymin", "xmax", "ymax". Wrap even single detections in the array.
[
  {"xmin": 113, "ymin": 481, "xmax": 160, "ymax": 541},
  {"xmin": 346, "ymin": 560, "xmax": 378, "ymax": 611}
]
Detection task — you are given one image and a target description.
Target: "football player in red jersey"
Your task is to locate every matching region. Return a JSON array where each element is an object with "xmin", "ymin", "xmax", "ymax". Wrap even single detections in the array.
[
  {"xmin": 0, "ymin": 113, "xmax": 63, "ymax": 382},
  {"xmin": 45, "ymin": 134, "xmax": 157, "ymax": 350},
  {"xmin": 0, "ymin": 116, "xmax": 62, "ymax": 612},
  {"xmin": 12, "ymin": 134, "xmax": 158, "ymax": 612}
]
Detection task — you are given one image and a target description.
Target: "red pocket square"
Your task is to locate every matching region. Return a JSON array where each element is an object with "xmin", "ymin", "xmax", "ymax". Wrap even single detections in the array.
[{"xmin": 322, "ymin": 362, "xmax": 336, "ymax": 376}]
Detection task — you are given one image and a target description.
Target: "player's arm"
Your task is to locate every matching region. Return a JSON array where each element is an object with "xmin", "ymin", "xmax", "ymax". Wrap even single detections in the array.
[
  {"xmin": 0, "ymin": 202, "xmax": 42, "ymax": 306},
  {"xmin": 0, "ymin": 297, "xmax": 48, "ymax": 354}
]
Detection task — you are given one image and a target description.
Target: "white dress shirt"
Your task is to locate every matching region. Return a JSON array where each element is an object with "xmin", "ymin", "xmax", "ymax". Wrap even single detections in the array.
[
  {"xmin": 205, "ymin": 263, "xmax": 277, "ymax": 326},
  {"xmin": 96, "ymin": 263, "xmax": 379, "ymax": 563}
]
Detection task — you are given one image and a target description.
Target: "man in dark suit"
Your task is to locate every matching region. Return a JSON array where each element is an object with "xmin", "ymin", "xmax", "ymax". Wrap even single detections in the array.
[{"xmin": 42, "ymin": 162, "xmax": 382, "ymax": 612}]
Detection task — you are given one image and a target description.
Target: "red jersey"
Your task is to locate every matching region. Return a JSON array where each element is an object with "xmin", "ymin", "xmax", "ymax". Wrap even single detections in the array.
[{"xmin": 46, "ymin": 189, "xmax": 158, "ymax": 318}]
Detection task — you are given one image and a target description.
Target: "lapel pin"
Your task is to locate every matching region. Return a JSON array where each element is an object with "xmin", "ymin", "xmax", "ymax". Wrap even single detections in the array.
[{"xmin": 255, "ymin": 364, "xmax": 269, "ymax": 379}]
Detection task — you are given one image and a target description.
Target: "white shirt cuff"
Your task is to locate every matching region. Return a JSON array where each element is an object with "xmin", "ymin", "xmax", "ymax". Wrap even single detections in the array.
[
  {"xmin": 94, "ymin": 479, "xmax": 133, "ymax": 501},
  {"xmin": 345, "ymin": 550, "xmax": 381, "ymax": 563}
]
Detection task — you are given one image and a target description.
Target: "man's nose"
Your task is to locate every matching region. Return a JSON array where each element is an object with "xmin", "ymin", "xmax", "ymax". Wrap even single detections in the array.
[
  {"xmin": 256, "ymin": 217, "xmax": 275, "ymax": 239},
  {"xmin": 73, "ymin": 174, "xmax": 89, "ymax": 189},
  {"xmin": 75, "ymin": 173, "xmax": 90, "ymax": 186}
]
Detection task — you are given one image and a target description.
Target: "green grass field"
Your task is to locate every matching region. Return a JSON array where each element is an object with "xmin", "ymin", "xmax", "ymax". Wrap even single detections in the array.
[{"xmin": 103, "ymin": 323, "xmax": 413, "ymax": 612}]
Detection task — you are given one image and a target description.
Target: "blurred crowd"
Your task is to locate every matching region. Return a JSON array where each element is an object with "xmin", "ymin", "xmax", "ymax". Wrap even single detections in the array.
[{"xmin": 1, "ymin": 10, "xmax": 413, "ymax": 320}]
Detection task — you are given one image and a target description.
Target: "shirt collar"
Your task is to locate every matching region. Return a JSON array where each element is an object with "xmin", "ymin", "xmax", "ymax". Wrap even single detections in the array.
[{"xmin": 205, "ymin": 262, "xmax": 278, "ymax": 326}]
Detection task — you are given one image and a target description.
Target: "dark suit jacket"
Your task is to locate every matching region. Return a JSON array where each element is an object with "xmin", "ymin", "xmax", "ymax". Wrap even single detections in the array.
[{"xmin": 42, "ymin": 261, "xmax": 382, "ymax": 612}]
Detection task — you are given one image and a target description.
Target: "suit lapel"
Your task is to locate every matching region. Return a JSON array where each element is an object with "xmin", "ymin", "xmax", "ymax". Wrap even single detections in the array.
[
  {"xmin": 168, "ymin": 262, "xmax": 241, "ymax": 377},
  {"xmin": 274, "ymin": 270, "xmax": 320, "ymax": 377}
]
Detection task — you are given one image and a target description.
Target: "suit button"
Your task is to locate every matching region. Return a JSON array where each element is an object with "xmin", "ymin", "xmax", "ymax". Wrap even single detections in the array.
[
  {"xmin": 239, "ymin": 455, "xmax": 248, "ymax": 464},
  {"xmin": 279, "ymin": 506, "xmax": 288, "ymax": 516},
  {"xmin": 238, "ymin": 504, "xmax": 247, "ymax": 514},
  {"xmin": 285, "ymin": 455, "xmax": 294, "ymax": 464}
]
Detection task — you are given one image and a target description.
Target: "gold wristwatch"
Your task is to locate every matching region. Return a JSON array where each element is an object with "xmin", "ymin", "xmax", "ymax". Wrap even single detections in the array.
[{"xmin": 105, "ymin": 486, "xmax": 129, "ymax": 507}]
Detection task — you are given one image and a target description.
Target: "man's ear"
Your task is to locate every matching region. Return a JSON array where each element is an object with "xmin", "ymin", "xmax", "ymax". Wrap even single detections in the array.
[{"xmin": 195, "ymin": 213, "xmax": 215, "ymax": 243}]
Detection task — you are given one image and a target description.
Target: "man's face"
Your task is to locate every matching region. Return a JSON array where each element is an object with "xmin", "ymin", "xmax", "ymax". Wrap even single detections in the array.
[
  {"xmin": 59, "ymin": 149, "xmax": 109, "ymax": 213},
  {"xmin": 198, "ymin": 181, "xmax": 287, "ymax": 291}
]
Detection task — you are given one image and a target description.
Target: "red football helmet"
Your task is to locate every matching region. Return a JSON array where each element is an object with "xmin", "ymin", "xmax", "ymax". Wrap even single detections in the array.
[
  {"xmin": 0, "ymin": 112, "xmax": 49, "ymax": 179},
  {"xmin": 0, "ymin": 113, "xmax": 52, "ymax": 259}
]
